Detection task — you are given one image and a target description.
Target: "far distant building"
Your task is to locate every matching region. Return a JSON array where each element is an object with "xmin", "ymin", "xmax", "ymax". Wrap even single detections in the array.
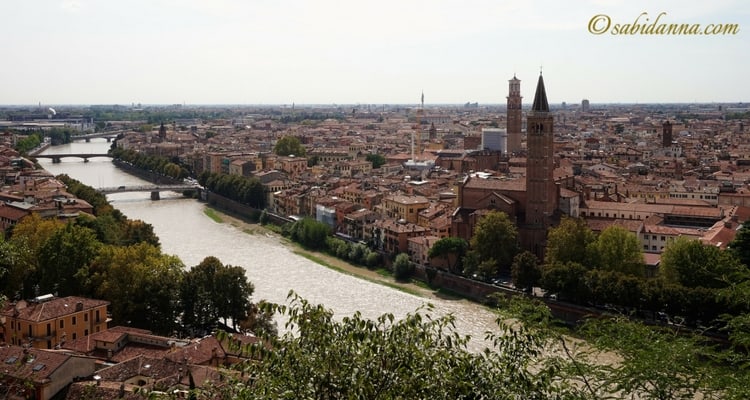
[
  {"xmin": 581, "ymin": 99, "xmax": 590, "ymax": 112},
  {"xmin": 481, "ymin": 128, "xmax": 507, "ymax": 153},
  {"xmin": 506, "ymin": 75, "xmax": 523, "ymax": 154},
  {"xmin": 662, "ymin": 120, "xmax": 673, "ymax": 147},
  {"xmin": 158, "ymin": 122, "xmax": 167, "ymax": 140}
]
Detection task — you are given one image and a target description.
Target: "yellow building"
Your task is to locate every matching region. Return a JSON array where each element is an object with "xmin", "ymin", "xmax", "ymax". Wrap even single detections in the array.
[
  {"xmin": 1, "ymin": 295, "xmax": 109, "ymax": 350},
  {"xmin": 383, "ymin": 194, "xmax": 430, "ymax": 224}
]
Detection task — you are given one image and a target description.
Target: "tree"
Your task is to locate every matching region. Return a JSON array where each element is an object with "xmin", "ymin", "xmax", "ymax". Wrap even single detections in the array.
[
  {"xmin": 580, "ymin": 316, "xmax": 720, "ymax": 400},
  {"xmin": 729, "ymin": 223, "xmax": 750, "ymax": 268},
  {"xmin": 258, "ymin": 209, "xmax": 269, "ymax": 225},
  {"xmin": 120, "ymin": 219, "xmax": 160, "ymax": 247},
  {"xmin": 38, "ymin": 222, "xmax": 101, "ymax": 296},
  {"xmin": 365, "ymin": 153, "xmax": 386, "ymax": 169},
  {"xmin": 540, "ymin": 261, "xmax": 591, "ymax": 303},
  {"xmin": 238, "ymin": 300, "xmax": 278, "ymax": 338},
  {"xmin": 511, "ymin": 251, "xmax": 541, "ymax": 290},
  {"xmin": 85, "ymin": 243, "xmax": 184, "ymax": 334},
  {"xmin": 393, "ymin": 253, "xmax": 414, "ymax": 281},
  {"xmin": 215, "ymin": 264, "xmax": 255, "ymax": 331},
  {"xmin": 210, "ymin": 293, "xmax": 591, "ymax": 400},
  {"xmin": 589, "ymin": 225, "xmax": 644, "ymax": 276},
  {"xmin": 545, "ymin": 217, "xmax": 596, "ymax": 266},
  {"xmin": 661, "ymin": 237, "xmax": 745, "ymax": 288},
  {"xmin": 8, "ymin": 214, "xmax": 63, "ymax": 298},
  {"xmin": 428, "ymin": 236, "xmax": 468, "ymax": 274},
  {"xmin": 469, "ymin": 211, "xmax": 519, "ymax": 275},
  {"xmin": 14, "ymin": 133, "xmax": 41, "ymax": 154},
  {"xmin": 181, "ymin": 256, "xmax": 255, "ymax": 334},
  {"xmin": 0, "ymin": 235, "xmax": 15, "ymax": 296},
  {"xmin": 288, "ymin": 218, "xmax": 331, "ymax": 250},
  {"xmin": 273, "ymin": 135, "xmax": 306, "ymax": 157}
]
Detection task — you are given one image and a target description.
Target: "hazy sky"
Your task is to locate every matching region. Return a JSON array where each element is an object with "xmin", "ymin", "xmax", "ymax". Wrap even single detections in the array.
[{"xmin": 1, "ymin": 0, "xmax": 747, "ymax": 105}]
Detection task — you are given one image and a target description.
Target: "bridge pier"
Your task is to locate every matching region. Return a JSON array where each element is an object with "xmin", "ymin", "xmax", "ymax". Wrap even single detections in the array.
[
  {"xmin": 106, "ymin": 138, "xmax": 112, "ymax": 142},
  {"xmin": 52, "ymin": 157, "xmax": 61, "ymax": 163},
  {"xmin": 150, "ymin": 191, "xmax": 160, "ymax": 201}
]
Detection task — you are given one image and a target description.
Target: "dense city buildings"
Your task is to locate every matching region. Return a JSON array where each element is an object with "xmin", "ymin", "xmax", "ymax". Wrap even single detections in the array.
[
  {"xmin": 2, "ymin": 75, "xmax": 750, "ymax": 265},
  {"xmin": 1, "ymin": 73, "xmax": 750, "ymax": 398}
]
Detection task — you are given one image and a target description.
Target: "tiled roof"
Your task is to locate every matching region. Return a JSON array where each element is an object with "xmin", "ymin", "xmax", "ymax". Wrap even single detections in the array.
[
  {"xmin": 2, "ymin": 296, "xmax": 109, "ymax": 322},
  {"xmin": 0, "ymin": 346, "xmax": 70, "ymax": 382},
  {"xmin": 464, "ymin": 177, "xmax": 525, "ymax": 191}
]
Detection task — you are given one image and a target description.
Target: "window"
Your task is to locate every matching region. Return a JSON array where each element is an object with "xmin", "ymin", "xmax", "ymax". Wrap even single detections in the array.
[
  {"xmin": 47, "ymin": 323, "xmax": 51, "ymax": 336},
  {"xmin": 652, "ymin": 235, "xmax": 657, "ymax": 240},
  {"xmin": 661, "ymin": 236, "xmax": 666, "ymax": 241},
  {"xmin": 84, "ymin": 313, "xmax": 88, "ymax": 322},
  {"xmin": 72, "ymin": 316, "xmax": 77, "ymax": 325},
  {"xmin": 652, "ymin": 245, "xmax": 657, "ymax": 251},
  {"xmin": 72, "ymin": 333, "xmax": 77, "ymax": 340},
  {"xmin": 60, "ymin": 320, "xmax": 64, "ymax": 329}
]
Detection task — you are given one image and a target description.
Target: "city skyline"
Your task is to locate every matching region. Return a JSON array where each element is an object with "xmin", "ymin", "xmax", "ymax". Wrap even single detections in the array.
[{"xmin": 1, "ymin": 0, "xmax": 747, "ymax": 106}]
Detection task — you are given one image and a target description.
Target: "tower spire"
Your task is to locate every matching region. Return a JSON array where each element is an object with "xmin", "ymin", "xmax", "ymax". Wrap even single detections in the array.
[{"xmin": 531, "ymin": 73, "xmax": 549, "ymax": 112}]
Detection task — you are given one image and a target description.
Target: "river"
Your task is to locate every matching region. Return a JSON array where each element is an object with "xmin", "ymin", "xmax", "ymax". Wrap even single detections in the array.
[{"xmin": 38, "ymin": 139, "xmax": 502, "ymax": 351}]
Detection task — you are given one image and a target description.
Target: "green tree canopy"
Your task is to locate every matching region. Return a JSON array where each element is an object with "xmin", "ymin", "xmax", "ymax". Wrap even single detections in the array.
[
  {"xmin": 660, "ymin": 237, "xmax": 746, "ymax": 289},
  {"xmin": 392, "ymin": 253, "xmax": 414, "ymax": 281},
  {"xmin": 273, "ymin": 135, "xmax": 306, "ymax": 157},
  {"xmin": 540, "ymin": 261, "xmax": 591, "ymax": 303},
  {"xmin": 469, "ymin": 211, "xmax": 519, "ymax": 275},
  {"xmin": 729, "ymin": 223, "xmax": 750, "ymax": 268},
  {"xmin": 288, "ymin": 218, "xmax": 331, "ymax": 250},
  {"xmin": 589, "ymin": 225, "xmax": 644, "ymax": 276},
  {"xmin": 545, "ymin": 217, "xmax": 596, "ymax": 266},
  {"xmin": 428, "ymin": 236, "xmax": 468, "ymax": 274},
  {"xmin": 511, "ymin": 250, "xmax": 541, "ymax": 290},
  {"xmin": 84, "ymin": 242, "xmax": 184, "ymax": 334},
  {"xmin": 580, "ymin": 316, "xmax": 721, "ymax": 400},
  {"xmin": 181, "ymin": 256, "xmax": 255, "ymax": 334},
  {"xmin": 38, "ymin": 222, "xmax": 101, "ymax": 296},
  {"xmin": 365, "ymin": 153, "xmax": 386, "ymax": 169},
  {"xmin": 213, "ymin": 293, "xmax": 590, "ymax": 399},
  {"xmin": 7, "ymin": 214, "xmax": 63, "ymax": 298}
]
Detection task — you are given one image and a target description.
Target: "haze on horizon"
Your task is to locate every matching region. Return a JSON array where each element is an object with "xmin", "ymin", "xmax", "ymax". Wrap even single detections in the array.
[{"xmin": 1, "ymin": 0, "xmax": 747, "ymax": 106}]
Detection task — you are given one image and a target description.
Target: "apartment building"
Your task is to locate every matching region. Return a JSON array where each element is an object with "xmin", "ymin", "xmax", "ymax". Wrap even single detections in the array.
[{"xmin": 1, "ymin": 295, "xmax": 109, "ymax": 350}]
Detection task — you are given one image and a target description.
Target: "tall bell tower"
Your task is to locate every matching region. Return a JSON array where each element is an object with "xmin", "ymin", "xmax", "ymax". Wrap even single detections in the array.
[
  {"xmin": 506, "ymin": 75, "xmax": 522, "ymax": 154},
  {"xmin": 524, "ymin": 73, "xmax": 556, "ymax": 227}
]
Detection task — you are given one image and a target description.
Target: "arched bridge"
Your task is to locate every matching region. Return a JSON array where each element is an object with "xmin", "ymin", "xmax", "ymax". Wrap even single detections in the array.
[
  {"xmin": 70, "ymin": 131, "xmax": 124, "ymax": 142},
  {"xmin": 33, "ymin": 153, "xmax": 111, "ymax": 163},
  {"xmin": 97, "ymin": 184, "xmax": 200, "ymax": 200}
]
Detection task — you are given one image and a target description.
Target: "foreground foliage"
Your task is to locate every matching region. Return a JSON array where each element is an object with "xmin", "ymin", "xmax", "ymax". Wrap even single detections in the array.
[
  {"xmin": 132, "ymin": 293, "xmax": 750, "ymax": 399},
  {"xmin": 214, "ymin": 293, "xmax": 591, "ymax": 400}
]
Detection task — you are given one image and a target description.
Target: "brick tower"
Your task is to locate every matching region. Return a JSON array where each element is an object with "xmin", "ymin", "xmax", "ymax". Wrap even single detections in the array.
[
  {"xmin": 520, "ymin": 73, "xmax": 558, "ymax": 259},
  {"xmin": 506, "ymin": 75, "xmax": 522, "ymax": 154}
]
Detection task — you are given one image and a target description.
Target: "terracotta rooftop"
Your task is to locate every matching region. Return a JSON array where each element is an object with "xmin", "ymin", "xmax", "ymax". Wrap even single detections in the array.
[
  {"xmin": 2, "ymin": 296, "xmax": 109, "ymax": 322},
  {"xmin": 464, "ymin": 176, "xmax": 525, "ymax": 191},
  {"xmin": 0, "ymin": 346, "xmax": 71, "ymax": 383}
]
